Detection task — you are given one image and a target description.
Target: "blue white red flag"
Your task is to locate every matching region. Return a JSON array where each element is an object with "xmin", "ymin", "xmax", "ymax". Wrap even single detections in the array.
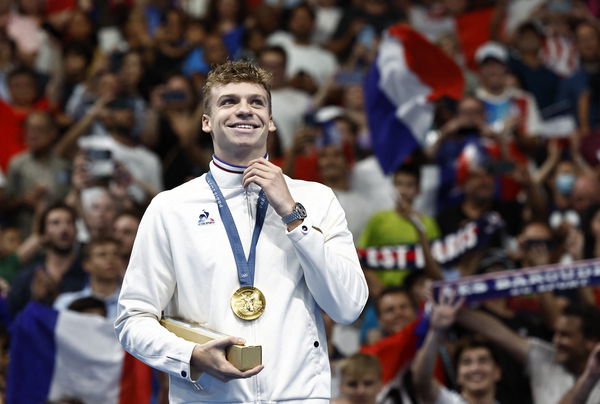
[
  {"xmin": 364, "ymin": 24, "xmax": 465, "ymax": 173},
  {"xmin": 7, "ymin": 302, "xmax": 152, "ymax": 404}
]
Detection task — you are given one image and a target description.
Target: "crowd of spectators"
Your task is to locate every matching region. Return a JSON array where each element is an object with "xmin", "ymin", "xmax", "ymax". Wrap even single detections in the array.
[{"xmin": 3, "ymin": 0, "xmax": 600, "ymax": 403}]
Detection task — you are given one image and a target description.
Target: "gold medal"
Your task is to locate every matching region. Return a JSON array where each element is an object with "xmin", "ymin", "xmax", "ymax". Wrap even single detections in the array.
[{"xmin": 230, "ymin": 286, "xmax": 266, "ymax": 320}]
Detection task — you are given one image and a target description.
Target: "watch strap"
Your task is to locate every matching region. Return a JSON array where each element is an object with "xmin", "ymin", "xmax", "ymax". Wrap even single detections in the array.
[{"xmin": 281, "ymin": 202, "xmax": 306, "ymax": 224}]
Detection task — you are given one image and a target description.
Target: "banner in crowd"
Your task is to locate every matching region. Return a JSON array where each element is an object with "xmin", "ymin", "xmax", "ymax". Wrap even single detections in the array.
[
  {"xmin": 7, "ymin": 302, "xmax": 152, "ymax": 404},
  {"xmin": 432, "ymin": 258, "xmax": 600, "ymax": 303},
  {"xmin": 357, "ymin": 212, "xmax": 505, "ymax": 269},
  {"xmin": 364, "ymin": 23, "xmax": 465, "ymax": 174}
]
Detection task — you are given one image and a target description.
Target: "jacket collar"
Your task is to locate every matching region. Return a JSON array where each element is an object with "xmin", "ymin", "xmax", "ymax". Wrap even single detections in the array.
[{"xmin": 209, "ymin": 154, "xmax": 267, "ymax": 190}]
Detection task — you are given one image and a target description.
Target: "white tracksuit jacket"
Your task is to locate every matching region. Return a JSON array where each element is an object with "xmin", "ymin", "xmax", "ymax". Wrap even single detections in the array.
[{"xmin": 115, "ymin": 159, "xmax": 368, "ymax": 403}]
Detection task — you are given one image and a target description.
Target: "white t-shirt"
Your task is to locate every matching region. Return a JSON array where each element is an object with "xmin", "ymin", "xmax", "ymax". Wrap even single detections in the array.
[
  {"xmin": 350, "ymin": 156, "xmax": 395, "ymax": 213},
  {"xmin": 313, "ymin": 7, "xmax": 342, "ymax": 44},
  {"xmin": 268, "ymin": 31, "xmax": 338, "ymax": 86},
  {"xmin": 436, "ymin": 387, "xmax": 468, "ymax": 404},
  {"xmin": 333, "ymin": 189, "xmax": 374, "ymax": 242},
  {"xmin": 527, "ymin": 338, "xmax": 600, "ymax": 404},
  {"xmin": 408, "ymin": 6, "xmax": 456, "ymax": 42},
  {"xmin": 436, "ymin": 386, "xmax": 500, "ymax": 404},
  {"xmin": 271, "ymin": 87, "xmax": 312, "ymax": 150}
]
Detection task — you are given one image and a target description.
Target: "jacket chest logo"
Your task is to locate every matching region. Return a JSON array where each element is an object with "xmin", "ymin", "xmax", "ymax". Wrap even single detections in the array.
[{"xmin": 197, "ymin": 210, "xmax": 216, "ymax": 225}]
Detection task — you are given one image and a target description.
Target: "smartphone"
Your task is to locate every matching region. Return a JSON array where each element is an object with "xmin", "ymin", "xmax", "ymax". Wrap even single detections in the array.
[{"xmin": 85, "ymin": 149, "xmax": 114, "ymax": 179}]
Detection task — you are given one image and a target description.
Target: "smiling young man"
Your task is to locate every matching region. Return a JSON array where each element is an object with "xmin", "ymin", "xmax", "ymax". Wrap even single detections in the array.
[
  {"xmin": 115, "ymin": 61, "xmax": 368, "ymax": 402},
  {"xmin": 412, "ymin": 295, "xmax": 501, "ymax": 404}
]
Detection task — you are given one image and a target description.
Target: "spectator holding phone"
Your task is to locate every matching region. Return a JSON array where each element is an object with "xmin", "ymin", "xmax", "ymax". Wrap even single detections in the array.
[{"xmin": 60, "ymin": 96, "xmax": 163, "ymax": 204}]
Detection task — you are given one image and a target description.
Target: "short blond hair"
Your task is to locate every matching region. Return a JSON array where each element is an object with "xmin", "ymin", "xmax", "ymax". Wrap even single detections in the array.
[
  {"xmin": 201, "ymin": 61, "xmax": 273, "ymax": 114},
  {"xmin": 339, "ymin": 353, "xmax": 381, "ymax": 380}
]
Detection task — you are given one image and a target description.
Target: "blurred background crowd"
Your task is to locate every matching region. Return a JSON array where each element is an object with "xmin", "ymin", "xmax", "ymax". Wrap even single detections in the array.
[{"xmin": 3, "ymin": 0, "xmax": 600, "ymax": 403}]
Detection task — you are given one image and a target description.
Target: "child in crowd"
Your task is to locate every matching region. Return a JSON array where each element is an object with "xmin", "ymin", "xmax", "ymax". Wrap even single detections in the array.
[{"xmin": 333, "ymin": 353, "xmax": 382, "ymax": 404}]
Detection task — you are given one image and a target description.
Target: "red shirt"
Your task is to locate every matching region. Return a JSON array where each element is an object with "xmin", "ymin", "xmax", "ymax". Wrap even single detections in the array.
[
  {"xmin": 361, "ymin": 319, "xmax": 446, "ymax": 384},
  {"xmin": 0, "ymin": 98, "xmax": 50, "ymax": 171}
]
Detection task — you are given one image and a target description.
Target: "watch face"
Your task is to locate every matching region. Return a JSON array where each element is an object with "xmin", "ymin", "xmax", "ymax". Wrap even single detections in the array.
[{"xmin": 296, "ymin": 203, "xmax": 307, "ymax": 218}]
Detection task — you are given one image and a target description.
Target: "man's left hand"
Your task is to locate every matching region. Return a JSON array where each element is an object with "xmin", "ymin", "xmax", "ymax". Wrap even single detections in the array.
[{"xmin": 242, "ymin": 158, "xmax": 295, "ymax": 218}]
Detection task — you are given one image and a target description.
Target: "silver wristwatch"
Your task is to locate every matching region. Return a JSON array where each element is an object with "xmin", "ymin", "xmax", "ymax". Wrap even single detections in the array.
[{"xmin": 281, "ymin": 202, "xmax": 307, "ymax": 225}]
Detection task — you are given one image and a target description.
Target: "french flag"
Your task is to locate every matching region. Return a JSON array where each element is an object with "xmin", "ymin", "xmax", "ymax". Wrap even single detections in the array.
[
  {"xmin": 364, "ymin": 24, "xmax": 465, "ymax": 174},
  {"xmin": 7, "ymin": 302, "xmax": 152, "ymax": 404}
]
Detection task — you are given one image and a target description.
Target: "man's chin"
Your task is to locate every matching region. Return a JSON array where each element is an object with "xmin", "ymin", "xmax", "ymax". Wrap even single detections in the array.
[
  {"xmin": 463, "ymin": 380, "xmax": 493, "ymax": 395},
  {"xmin": 554, "ymin": 351, "xmax": 569, "ymax": 365},
  {"xmin": 52, "ymin": 245, "xmax": 74, "ymax": 255}
]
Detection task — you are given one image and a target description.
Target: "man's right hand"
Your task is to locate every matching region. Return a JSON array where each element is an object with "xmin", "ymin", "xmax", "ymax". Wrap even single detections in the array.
[{"xmin": 190, "ymin": 336, "xmax": 264, "ymax": 382}]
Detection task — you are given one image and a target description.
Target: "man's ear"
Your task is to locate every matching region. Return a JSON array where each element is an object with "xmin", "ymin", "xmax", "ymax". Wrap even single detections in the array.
[
  {"xmin": 493, "ymin": 363, "xmax": 502, "ymax": 382},
  {"xmin": 268, "ymin": 118, "xmax": 276, "ymax": 133},
  {"xmin": 202, "ymin": 114, "xmax": 212, "ymax": 133}
]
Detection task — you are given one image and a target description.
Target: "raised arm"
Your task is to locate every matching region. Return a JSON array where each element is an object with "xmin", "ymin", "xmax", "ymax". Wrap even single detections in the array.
[
  {"xmin": 243, "ymin": 159, "xmax": 368, "ymax": 324},
  {"xmin": 406, "ymin": 211, "xmax": 443, "ymax": 281},
  {"xmin": 559, "ymin": 343, "xmax": 600, "ymax": 404},
  {"xmin": 55, "ymin": 96, "xmax": 111, "ymax": 159},
  {"xmin": 457, "ymin": 307, "xmax": 530, "ymax": 363},
  {"xmin": 412, "ymin": 294, "xmax": 464, "ymax": 404}
]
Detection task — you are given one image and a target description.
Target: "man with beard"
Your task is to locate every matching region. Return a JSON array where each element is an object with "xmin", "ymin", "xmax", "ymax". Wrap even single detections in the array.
[
  {"xmin": 456, "ymin": 303, "xmax": 600, "ymax": 403},
  {"xmin": 53, "ymin": 237, "xmax": 122, "ymax": 320},
  {"xmin": 7, "ymin": 202, "xmax": 87, "ymax": 315}
]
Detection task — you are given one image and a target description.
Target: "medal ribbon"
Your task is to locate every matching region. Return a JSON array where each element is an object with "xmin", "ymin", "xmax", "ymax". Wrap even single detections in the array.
[{"xmin": 206, "ymin": 171, "xmax": 268, "ymax": 287}]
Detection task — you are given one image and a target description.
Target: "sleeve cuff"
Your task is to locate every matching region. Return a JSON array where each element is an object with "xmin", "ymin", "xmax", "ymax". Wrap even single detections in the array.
[
  {"xmin": 164, "ymin": 339, "xmax": 198, "ymax": 382},
  {"xmin": 286, "ymin": 218, "xmax": 317, "ymax": 241}
]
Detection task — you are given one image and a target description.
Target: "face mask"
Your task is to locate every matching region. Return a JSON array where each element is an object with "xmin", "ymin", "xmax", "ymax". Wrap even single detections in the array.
[{"xmin": 556, "ymin": 173, "xmax": 576, "ymax": 195}]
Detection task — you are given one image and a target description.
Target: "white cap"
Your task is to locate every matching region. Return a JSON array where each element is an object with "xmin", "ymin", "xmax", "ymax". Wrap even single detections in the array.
[{"xmin": 475, "ymin": 42, "xmax": 508, "ymax": 64}]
